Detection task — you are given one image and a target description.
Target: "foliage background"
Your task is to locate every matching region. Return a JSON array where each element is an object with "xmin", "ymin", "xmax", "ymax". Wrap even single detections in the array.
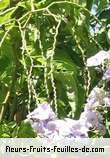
[{"xmin": 0, "ymin": 0, "xmax": 110, "ymax": 137}]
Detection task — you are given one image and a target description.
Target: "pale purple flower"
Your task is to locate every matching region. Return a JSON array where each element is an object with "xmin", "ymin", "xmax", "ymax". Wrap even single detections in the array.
[
  {"xmin": 87, "ymin": 87, "xmax": 106, "ymax": 102},
  {"xmin": 46, "ymin": 119, "xmax": 88, "ymax": 138},
  {"xmin": 64, "ymin": 118, "xmax": 81, "ymax": 130},
  {"xmin": 27, "ymin": 103, "xmax": 88, "ymax": 139},
  {"xmin": 103, "ymin": 67, "xmax": 110, "ymax": 81},
  {"xmin": 26, "ymin": 100, "xmax": 107, "ymax": 139},
  {"xmin": 46, "ymin": 120, "xmax": 72, "ymax": 137},
  {"xmin": 26, "ymin": 103, "xmax": 58, "ymax": 137},
  {"xmin": 31, "ymin": 121, "xmax": 46, "ymax": 134},
  {"xmin": 27, "ymin": 103, "xmax": 56, "ymax": 121},
  {"xmin": 85, "ymin": 87, "xmax": 110, "ymax": 109},
  {"xmin": 103, "ymin": 97, "xmax": 110, "ymax": 107},
  {"xmin": 70, "ymin": 129, "xmax": 88, "ymax": 138},
  {"xmin": 79, "ymin": 110, "xmax": 103, "ymax": 129},
  {"xmin": 87, "ymin": 50, "xmax": 110, "ymax": 67}
]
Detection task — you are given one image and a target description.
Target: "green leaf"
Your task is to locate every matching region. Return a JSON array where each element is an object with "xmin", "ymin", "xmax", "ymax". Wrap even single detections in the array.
[
  {"xmin": 1, "ymin": 133, "xmax": 10, "ymax": 138},
  {"xmin": 0, "ymin": 7, "xmax": 16, "ymax": 25},
  {"xmin": 86, "ymin": 0, "xmax": 93, "ymax": 11},
  {"xmin": 17, "ymin": 122, "xmax": 37, "ymax": 138},
  {"xmin": 0, "ymin": 0, "xmax": 10, "ymax": 10},
  {"xmin": 54, "ymin": 59, "xmax": 77, "ymax": 73}
]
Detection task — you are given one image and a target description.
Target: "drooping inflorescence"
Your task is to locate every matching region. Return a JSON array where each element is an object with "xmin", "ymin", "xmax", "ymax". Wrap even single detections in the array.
[
  {"xmin": 27, "ymin": 50, "xmax": 110, "ymax": 139},
  {"xmin": 27, "ymin": 103, "xmax": 88, "ymax": 140}
]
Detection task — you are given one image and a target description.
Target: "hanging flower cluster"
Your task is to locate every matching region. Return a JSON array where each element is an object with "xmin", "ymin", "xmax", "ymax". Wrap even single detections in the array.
[
  {"xmin": 87, "ymin": 50, "xmax": 110, "ymax": 67},
  {"xmin": 80, "ymin": 87, "xmax": 107, "ymax": 135},
  {"xmin": 27, "ymin": 50, "xmax": 110, "ymax": 139},
  {"xmin": 85, "ymin": 50, "xmax": 110, "ymax": 135},
  {"xmin": 27, "ymin": 103, "xmax": 88, "ymax": 140},
  {"xmin": 103, "ymin": 67, "xmax": 110, "ymax": 81}
]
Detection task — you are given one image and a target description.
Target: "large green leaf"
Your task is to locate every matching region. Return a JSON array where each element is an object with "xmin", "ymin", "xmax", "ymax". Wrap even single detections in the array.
[
  {"xmin": 15, "ymin": 122, "xmax": 37, "ymax": 138},
  {"xmin": 0, "ymin": 0, "xmax": 10, "ymax": 10},
  {"xmin": 0, "ymin": 7, "xmax": 16, "ymax": 24}
]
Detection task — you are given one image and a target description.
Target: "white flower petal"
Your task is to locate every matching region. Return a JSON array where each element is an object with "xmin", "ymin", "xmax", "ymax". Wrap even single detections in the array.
[{"xmin": 87, "ymin": 50, "xmax": 110, "ymax": 67}]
